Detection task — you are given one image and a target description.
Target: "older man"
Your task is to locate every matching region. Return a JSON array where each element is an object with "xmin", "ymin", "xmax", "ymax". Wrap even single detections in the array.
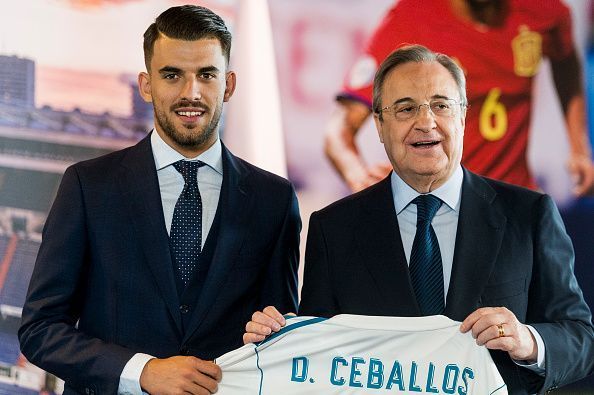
[{"xmin": 245, "ymin": 45, "xmax": 594, "ymax": 394}]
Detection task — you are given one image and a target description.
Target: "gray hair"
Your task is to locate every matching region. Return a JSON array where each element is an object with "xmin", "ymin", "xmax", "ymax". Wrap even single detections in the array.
[{"xmin": 372, "ymin": 45, "xmax": 467, "ymax": 120}]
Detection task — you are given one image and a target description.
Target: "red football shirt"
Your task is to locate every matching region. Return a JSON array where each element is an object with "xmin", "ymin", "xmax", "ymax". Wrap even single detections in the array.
[{"xmin": 340, "ymin": 0, "xmax": 575, "ymax": 189}]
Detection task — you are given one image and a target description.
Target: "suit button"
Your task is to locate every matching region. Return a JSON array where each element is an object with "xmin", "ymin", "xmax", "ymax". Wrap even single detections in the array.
[{"xmin": 180, "ymin": 304, "xmax": 190, "ymax": 314}]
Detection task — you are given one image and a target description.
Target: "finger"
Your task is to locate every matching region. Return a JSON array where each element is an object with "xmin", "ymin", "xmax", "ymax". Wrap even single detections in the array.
[
  {"xmin": 569, "ymin": 167, "xmax": 586, "ymax": 195},
  {"xmin": 245, "ymin": 320, "xmax": 274, "ymax": 336},
  {"xmin": 193, "ymin": 372, "xmax": 219, "ymax": 394},
  {"xmin": 262, "ymin": 306, "xmax": 286, "ymax": 326},
  {"xmin": 252, "ymin": 310, "xmax": 282, "ymax": 331},
  {"xmin": 573, "ymin": 169, "xmax": 594, "ymax": 196},
  {"xmin": 183, "ymin": 368, "xmax": 219, "ymax": 394},
  {"xmin": 194, "ymin": 359, "xmax": 222, "ymax": 381},
  {"xmin": 243, "ymin": 332, "xmax": 266, "ymax": 344},
  {"xmin": 185, "ymin": 381, "xmax": 212, "ymax": 395},
  {"xmin": 184, "ymin": 378, "xmax": 215, "ymax": 395},
  {"xmin": 469, "ymin": 312, "xmax": 510, "ymax": 339},
  {"xmin": 460, "ymin": 307, "xmax": 498, "ymax": 333},
  {"xmin": 476, "ymin": 323, "xmax": 512, "ymax": 346},
  {"xmin": 483, "ymin": 336, "xmax": 516, "ymax": 353}
]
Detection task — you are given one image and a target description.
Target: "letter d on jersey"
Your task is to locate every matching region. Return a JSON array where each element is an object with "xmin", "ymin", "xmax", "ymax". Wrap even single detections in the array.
[{"xmin": 291, "ymin": 357, "xmax": 309, "ymax": 382}]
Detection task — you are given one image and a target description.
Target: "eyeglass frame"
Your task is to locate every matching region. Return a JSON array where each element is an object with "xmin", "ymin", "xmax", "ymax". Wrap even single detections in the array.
[{"xmin": 376, "ymin": 97, "xmax": 468, "ymax": 121}]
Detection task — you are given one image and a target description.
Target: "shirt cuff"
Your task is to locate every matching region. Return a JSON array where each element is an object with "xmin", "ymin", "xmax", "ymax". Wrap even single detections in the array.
[
  {"xmin": 513, "ymin": 325, "xmax": 545, "ymax": 376},
  {"xmin": 118, "ymin": 353, "xmax": 155, "ymax": 395}
]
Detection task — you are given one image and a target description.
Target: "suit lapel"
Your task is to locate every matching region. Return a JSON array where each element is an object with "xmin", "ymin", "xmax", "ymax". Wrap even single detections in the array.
[
  {"xmin": 182, "ymin": 145, "xmax": 251, "ymax": 343},
  {"xmin": 118, "ymin": 135, "xmax": 183, "ymax": 336},
  {"xmin": 445, "ymin": 169, "xmax": 507, "ymax": 320},
  {"xmin": 356, "ymin": 176, "xmax": 421, "ymax": 316}
]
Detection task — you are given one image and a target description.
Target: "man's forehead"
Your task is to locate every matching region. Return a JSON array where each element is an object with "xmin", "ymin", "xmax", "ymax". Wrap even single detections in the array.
[
  {"xmin": 150, "ymin": 35, "xmax": 226, "ymax": 68},
  {"xmin": 383, "ymin": 61, "xmax": 459, "ymax": 101}
]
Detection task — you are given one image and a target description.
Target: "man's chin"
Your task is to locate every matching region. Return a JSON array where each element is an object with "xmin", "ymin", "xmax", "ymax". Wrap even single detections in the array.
[
  {"xmin": 179, "ymin": 121, "xmax": 198, "ymax": 130},
  {"xmin": 171, "ymin": 130, "xmax": 216, "ymax": 149}
]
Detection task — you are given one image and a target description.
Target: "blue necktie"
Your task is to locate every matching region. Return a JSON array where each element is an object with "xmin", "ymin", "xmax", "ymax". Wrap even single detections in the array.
[
  {"xmin": 170, "ymin": 160, "xmax": 205, "ymax": 285},
  {"xmin": 409, "ymin": 194, "xmax": 444, "ymax": 316}
]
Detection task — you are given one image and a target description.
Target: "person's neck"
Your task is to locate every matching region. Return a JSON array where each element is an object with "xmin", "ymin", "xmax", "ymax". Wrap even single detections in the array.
[
  {"xmin": 400, "ymin": 174, "xmax": 447, "ymax": 195},
  {"xmin": 450, "ymin": 0, "xmax": 507, "ymax": 27}
]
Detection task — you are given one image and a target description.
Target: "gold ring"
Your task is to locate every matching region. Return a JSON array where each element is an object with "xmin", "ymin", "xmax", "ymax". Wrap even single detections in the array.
[{"xmin": 497, "ymin": 324, "xmax": 505, "ymax": 338}]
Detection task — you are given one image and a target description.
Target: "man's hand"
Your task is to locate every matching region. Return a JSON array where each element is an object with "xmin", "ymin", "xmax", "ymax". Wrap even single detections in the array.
[
  {"xmin": 139, "ymin": 356, "xmax": 221, "ymax": 395},
  {"xmin": 345, "ymin": 162, "xmax": 392, "ymax": 192},
  {"xmin": 567, "ymin": 153, "xmax": 594, "ymax": 196},
  {"xmin": 460, "ymin": 307, "xmax": 537, "ymax": 362},
  {"xmin": 243, "ymin": 306, "xmax": 289, "ymax": 344}
]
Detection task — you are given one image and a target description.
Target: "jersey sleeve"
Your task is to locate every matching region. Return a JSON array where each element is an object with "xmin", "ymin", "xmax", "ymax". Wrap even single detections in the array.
[{"xmin": 543, "ymin": 0, "xmax": 575, "ymax": 60}]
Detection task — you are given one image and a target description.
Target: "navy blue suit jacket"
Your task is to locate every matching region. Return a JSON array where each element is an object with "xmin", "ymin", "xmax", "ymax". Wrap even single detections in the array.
[
  {"xmin": 299, "ymin": 169, "xmax": 594, "ymax": 394},
  {"xmin": 19, "ymin": 134, "xmax": 300, "ymax": 394}
]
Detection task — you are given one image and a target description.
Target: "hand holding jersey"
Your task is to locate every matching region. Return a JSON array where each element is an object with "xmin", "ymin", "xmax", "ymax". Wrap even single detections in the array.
[
  {"xmin": 140, "ymin": 356, "xmax": 221, "ymax": 395},
  {"xmin": 244, "ymin": 306, "xmax": 538, "ymax": 365},
  {"xmin": 231, "ymin": 315, "xmax": 508, "ymax": 394},
  {"xmin": 460, "ymin": 307, "xmax": 538, "ymax": 363},
  {"xmin": 243, "ymin": 306, "xmax": 289, "ymax": 344}
]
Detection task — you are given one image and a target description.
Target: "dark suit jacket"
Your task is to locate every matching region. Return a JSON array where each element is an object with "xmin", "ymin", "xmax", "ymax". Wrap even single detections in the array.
[
  {"xmin": 19, "ymin": 134, "xmax": 301, "ymax": 395},
  {"xmin": 299, "ymin": 169, "xmax": 594, "ymax": 394}
]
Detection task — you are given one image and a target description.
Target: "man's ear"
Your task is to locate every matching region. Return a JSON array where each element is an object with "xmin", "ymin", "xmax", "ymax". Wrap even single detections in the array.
[
  {"xmin": 373, "ymin": 113, "xmax": 385, "ymax": 143},
  {"xmin": 138, "ymin": 72, "xmax": 152, "ymax": 103},
  {"xmin": 223, "ymin": 71, "xmax": 236, "ymax": 102}
]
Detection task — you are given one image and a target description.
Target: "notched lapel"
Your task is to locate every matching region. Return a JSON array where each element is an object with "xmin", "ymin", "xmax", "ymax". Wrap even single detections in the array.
[
  {"xmin": 118, "ymin": 136, "xmax": 183, "ymax": 335},
  {"xmin": 357, "ymin": 177, "xmax": 421, "ymax": 316},
  {"xmin": 182, "ymin": 145, "xmax": 252, "ymax": 342},
  {"xmin": 445, "ymin": 170, "xmax": 507, "ymax": 320}
]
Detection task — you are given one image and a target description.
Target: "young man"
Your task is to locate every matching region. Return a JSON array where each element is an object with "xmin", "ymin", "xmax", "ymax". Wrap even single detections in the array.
[{"xmin": 19, "ymin": 5, "xmax": 300, "ymax": 395}]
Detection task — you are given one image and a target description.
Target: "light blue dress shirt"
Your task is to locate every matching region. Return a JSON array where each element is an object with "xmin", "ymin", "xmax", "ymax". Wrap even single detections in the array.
[
  {"xmin": 390, "ymin": 166, "xmax": 545, "ymax": 376},
  {"xmin": 390, "ymin": 165, "xmax": 463, "ymax": 300},
  {"xmin": 118, "ymin": 130, "xmax": 223, "ymax": 395}
]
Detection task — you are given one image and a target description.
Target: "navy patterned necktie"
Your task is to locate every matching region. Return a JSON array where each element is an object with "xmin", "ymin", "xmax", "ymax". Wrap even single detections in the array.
[
  {"xmin": 409, "ymin": 194, "xmax": 444, "ymax": 316},
  {"xmin": 170, "ymin": 160, "xmax": 205, "ymax": 285}
]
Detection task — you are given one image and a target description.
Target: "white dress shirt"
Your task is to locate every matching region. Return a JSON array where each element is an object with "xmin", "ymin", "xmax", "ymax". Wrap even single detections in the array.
[
  {"xmin": 390, "ymin": 166, "xmax": 545, "ymax": 376},
  {"xmin": 118, "ymin": 130, "xmax": 223, "ymax": 395}
]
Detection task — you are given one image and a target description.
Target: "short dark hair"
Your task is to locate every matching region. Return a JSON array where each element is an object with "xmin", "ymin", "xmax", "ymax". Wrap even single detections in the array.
[
  {"xmin": 372, "ymin": 45, "xmax": 467, "ymax": 121},
  {"xmin": 143, "ymin": 5, "xmax": 232, "ymax": 70}
]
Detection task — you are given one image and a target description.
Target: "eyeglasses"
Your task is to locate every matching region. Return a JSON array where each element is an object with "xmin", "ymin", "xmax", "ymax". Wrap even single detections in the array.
[{"xmin": 378, "ymin": 98, "xmax": 466, "ymax": 121}]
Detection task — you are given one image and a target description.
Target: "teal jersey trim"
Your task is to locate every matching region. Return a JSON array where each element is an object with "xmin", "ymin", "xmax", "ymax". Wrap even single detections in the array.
[
  {"xmin": 255, "ymin": 317, "xmax": 326, "ymax": 393},
  {"xmin": 490, "ymin": 383, "xmax": 507, "ymax": 394},
  {"xmin": 255, "ymin": 346, "xmax": 264, "ymax": 395},
  {"xmin": 257, "ymin": 317, "xmax": 327, "ymax": 347}
]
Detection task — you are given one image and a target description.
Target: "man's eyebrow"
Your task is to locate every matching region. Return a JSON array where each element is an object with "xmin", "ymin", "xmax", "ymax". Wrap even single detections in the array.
[
  {"xmin": 431, "ymin": 94, "xmax": 455, "ymax": 101},
  {"xmin": 158, "ymin": 66, "xmax": 182, "ymax": 74},
  {"xmin": 387, "ymin": 97, "xmax": 415, "ymax": 106},
  {"xmin": 198, "ymin": 66, "xmax": 221, "ymax": 74},
  {"xmin": 388, "ymin": 95, "xmax": 456, "ymax": 106},
  {"xmin": 157, "ymin": 66, "xmax": 222, "ymax": 75}
]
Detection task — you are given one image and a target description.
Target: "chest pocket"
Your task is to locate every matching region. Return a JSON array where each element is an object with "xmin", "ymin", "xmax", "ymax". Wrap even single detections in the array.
[{"xmin": 480, "ymin": 277, "xmax": 527, "ymax": 304}]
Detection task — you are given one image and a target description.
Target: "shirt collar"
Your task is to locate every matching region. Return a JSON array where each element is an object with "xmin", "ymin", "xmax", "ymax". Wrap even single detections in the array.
[
  {"xmin": 390, "ymin": 165, "xmax": 463, "ymax": 214},
  {"xmin": 150, "ymin": 129, "xmax": 223, "ymax": 175}
]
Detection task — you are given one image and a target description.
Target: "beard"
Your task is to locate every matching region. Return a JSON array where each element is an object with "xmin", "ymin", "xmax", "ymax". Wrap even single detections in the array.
[{"xmin": 153, "ymin": 99, "xmax": 223, "ymax": 149}]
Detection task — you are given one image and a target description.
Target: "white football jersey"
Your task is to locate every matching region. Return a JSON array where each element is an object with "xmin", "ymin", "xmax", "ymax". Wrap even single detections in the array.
[{"xmin": 216, "ymin": 314, "xmax": 507, "ymax": 394}]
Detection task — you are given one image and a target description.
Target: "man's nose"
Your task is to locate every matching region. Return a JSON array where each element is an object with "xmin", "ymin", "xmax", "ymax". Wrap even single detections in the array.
[
  {"xmin": 414, "ymin": 104, "xmax": 437, "ymax": 131},
  {"xmin": 181, "ymin": 77, "xmax": 202, "ymax": 102}
]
